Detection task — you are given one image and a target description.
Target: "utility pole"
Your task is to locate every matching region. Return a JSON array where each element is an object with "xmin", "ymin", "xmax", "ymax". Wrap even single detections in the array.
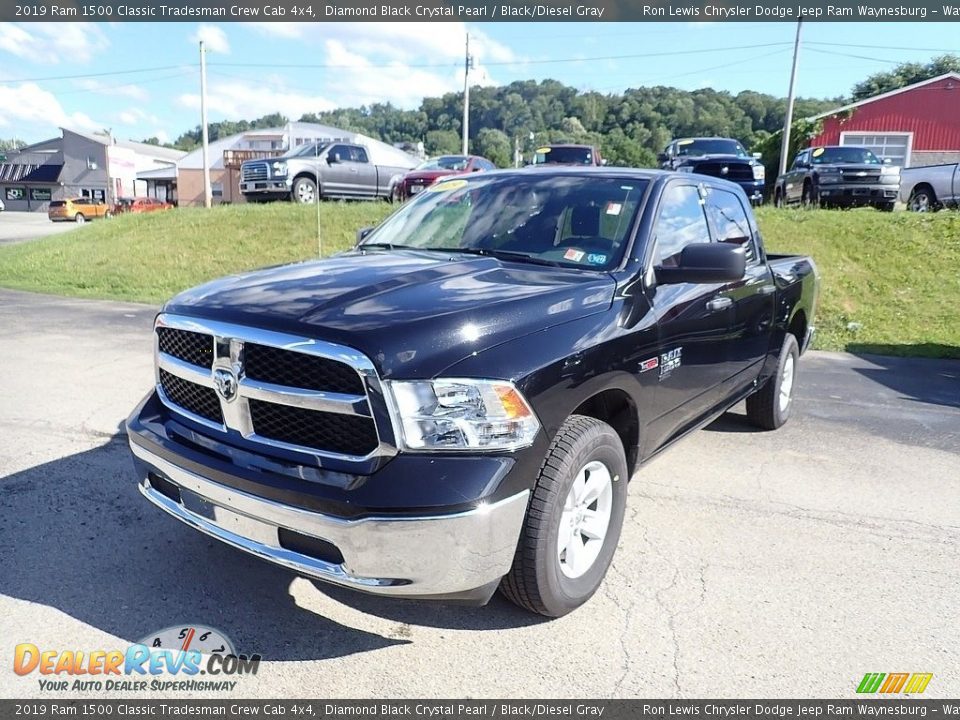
[
  {"xmin": 199, "ymin": 40, "xmax": 212, "ymax": 209},
  {"xmin": 462, "ymin": 33, "xmax": 472, "ymax": 156},
  {"xmin": 779, "ymin": 19, "xmax": 803, "ymax": 178}
]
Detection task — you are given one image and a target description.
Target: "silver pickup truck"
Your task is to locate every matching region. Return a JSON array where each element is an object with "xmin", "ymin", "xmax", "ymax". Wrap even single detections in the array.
[
  {"xmin": 240, "ymin": 142, "xmax": 412, "ymax": 204},
  {"xmin": 900, "ymin": 163, "xmax": 960, "ymax": 212}
]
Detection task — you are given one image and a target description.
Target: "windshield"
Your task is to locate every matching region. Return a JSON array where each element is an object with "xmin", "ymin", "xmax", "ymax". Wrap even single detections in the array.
[
  {"xmin": 533, "ymin": 147, "xmax": 595, "ymax": 165},
  {"xmin": 675, "ymin": 139, "xmax": 747, "ymax": 157},
  {"xmin": 359, "ymin": 175, "xmax": 647, "ymax": 271},
  {"xmin": 287, "ymin": 142, "xmax": 330, "ymax": 158},
  {"xmin": 417, "ymin": 156, "xmax": 470, "ymax": 171},
  {"xmin": 810, "ymin": 147, "xmax": 881, "ymax": 165}
]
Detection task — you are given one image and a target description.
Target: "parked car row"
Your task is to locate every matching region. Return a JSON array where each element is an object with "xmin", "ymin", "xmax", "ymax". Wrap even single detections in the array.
[
  {"xmin": 774, "ymin": 146, "xmax": 901, "ymax": 212},
  {"xmin": 47, "ymin": 196, "xmax": 173, "ymax": 223}
]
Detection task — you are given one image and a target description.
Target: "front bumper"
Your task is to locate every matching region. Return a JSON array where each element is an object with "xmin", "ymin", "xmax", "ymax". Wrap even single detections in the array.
[
  {"xmin": 240, "ymin": 179, "xmax": 291, "ymax": 195},
  {"xmin": 734, "ymin": 180, "xmax": 765, "ymax": 204},
  {"xmin": 818, "ymin": 183, "xmax": 898, "ymax": 205},
  {"xmin": 127, "ymin": 407, "xmax": 530, "ymax": 602}
]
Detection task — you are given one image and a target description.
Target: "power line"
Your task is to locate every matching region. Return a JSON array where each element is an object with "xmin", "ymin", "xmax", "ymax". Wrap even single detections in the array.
[
  {"xmin": 805, "ymin": 41, "xmax": 959, "ymax": 53},
  {"xmin": 0, "ymin": 64, "xmax": 196, "ymax": 84}
]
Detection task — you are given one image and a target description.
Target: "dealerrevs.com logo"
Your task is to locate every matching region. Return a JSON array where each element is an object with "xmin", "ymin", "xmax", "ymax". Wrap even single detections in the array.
[
  {"xmin": 13, "ymin": 625, "xmax": 261, "ymax": 693},
  {"xmin": 856, "ymin": 673, "xmax": 933, "ymax": 694}
]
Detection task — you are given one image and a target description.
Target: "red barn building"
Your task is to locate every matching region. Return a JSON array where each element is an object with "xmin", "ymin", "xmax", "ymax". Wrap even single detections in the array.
[{"xmin": 808, "ymin": 72, "xmax": 960, "ymax": 168}]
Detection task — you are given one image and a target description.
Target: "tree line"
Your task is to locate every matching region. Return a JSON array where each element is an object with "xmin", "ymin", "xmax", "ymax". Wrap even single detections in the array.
[{"xmin": 142, "ymin": 55, "xmax": 958, "ymax": 173}]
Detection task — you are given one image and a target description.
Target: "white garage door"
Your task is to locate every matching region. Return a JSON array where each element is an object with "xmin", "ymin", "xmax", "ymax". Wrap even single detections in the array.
[{"xmin": 840, "ymin": 132, "xmax": 911, "ymax": 167}]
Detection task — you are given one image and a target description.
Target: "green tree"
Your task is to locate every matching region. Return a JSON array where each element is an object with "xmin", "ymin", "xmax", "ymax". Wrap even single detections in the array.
[
  {"xmin": 474, "ymin": 128, "xmax": 512, "ymax": 167},
  {"xmin": 851, "ymin": 54, "xmax": 960, "ymax": 101}
]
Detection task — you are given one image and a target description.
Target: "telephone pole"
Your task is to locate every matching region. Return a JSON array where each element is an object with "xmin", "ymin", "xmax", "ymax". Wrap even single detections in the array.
[
  {"xmin": 199, "ymin": 40, "xmax": 212, "ymax": 209},
  {"xmin": 462, "ymin": 33, "xmax": 472, "ymax": 156},
  {"xmin": 779, "ymin": 19, "xmax": 803, "ymax": 178}
]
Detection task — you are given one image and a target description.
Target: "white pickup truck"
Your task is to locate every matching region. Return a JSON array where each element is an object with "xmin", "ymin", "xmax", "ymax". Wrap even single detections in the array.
[{"xmin": 900, "ymin": 162, "xmax": 960, "ymax": 212}]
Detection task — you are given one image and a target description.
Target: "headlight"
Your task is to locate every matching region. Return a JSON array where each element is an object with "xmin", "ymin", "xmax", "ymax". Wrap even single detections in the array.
[
  {"xmin": 752, "ymin": 164, "xmax": 765, "ymax": 181},
  {"xmin": 387, "ymin": 378, "xmax": 540, "ymax": 451},
  {"xmin": 881, "ymin": 165, "xmax": 900, "ymax": 176},
  {"xmin": 272, "ymin": 162, "xmax": 288, "ymax": 176},
  {"xmin": 677, "ymin": 165, "xmax": 694, "ymax": 173}
]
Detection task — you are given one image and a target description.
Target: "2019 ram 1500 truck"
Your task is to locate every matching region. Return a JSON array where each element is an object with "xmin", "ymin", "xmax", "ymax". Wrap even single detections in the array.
[
  {"xmin": 900, "ymin": 162, "xmax": 960, "ymax": 212},
  {"xmin": 775, "ymin": 145, "xmax": 901, "ymax": 211},
  {"xmin": 127, "ymin": 168, "xmax": 819, "ymax": 617},
  {"xmin": 240, "ymin": 142, "xmax": 413, "ymax": 204},
  {"xmin": 658, "ymin": 137, "xmax": 765, "ymax": 205}
]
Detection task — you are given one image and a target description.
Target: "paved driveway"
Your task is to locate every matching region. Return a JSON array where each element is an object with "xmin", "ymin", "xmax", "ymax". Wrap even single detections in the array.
[
  {"xmin": 0, "ymin": 211, "xmax": 76, "ymax": 247},
  {"xmin": 0, "ymin": 289, "xmax": 957, "ymax": 699}
]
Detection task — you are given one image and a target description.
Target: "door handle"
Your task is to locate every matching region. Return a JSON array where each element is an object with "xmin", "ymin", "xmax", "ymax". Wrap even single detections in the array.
[
  {"xmin": 758, "ymin": 284, "xmax": 776, "ymax": 295},
  {"xmin": 706, "ymin": 297, "xmax": 733, "ymax": 312}
]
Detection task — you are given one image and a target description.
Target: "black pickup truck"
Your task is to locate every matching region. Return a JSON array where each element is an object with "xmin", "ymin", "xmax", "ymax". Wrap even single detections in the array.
[
  {"xmin": 127, "ymin": 168, "xmax": 819, "ymax": 617},
  {"xmin": 774, "ymin": 145, "xmax": 901, "ymax": 211},
  {"xmin": 659, "ymin": 137, "xmax": 766, "ymax": 205}
]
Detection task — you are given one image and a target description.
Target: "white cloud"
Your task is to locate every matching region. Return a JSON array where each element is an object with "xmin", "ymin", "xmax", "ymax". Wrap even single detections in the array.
[
  {"xmin": 0, "ymin": 82, "xmax": 100, "ymax": 133},
  {"xmin": 0, "ymin": 22, "xmax": 108, "ymax": 63},
  {"xmin": 179, "ymin": 78, "xmax": 336, "ymax": 120},
  {"xmin": 191, "ymin": 25, "xmax": 230, "ymax": 54},
  {"xmin": 118, "ymin": 107, "xmax": 161, "ymax": 126},
  {"xmin": 79, "ymin": 79, "xmax": 148, "ymax": 101}
]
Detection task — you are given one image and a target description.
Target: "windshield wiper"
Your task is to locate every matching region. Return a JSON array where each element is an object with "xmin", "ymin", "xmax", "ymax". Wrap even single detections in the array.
[
  {"xmin": 423, "ymin": 247, "xmax": 566, "ymax": 268},
  {"xmin": 359, "ymin": 242, "xmax": 419, "ymax": 251}
]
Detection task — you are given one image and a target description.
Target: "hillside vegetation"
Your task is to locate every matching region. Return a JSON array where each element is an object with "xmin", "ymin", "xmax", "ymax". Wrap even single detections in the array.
[{"xmin": 0, "ymin": 203, "xmax": 957, "ymax": 358}]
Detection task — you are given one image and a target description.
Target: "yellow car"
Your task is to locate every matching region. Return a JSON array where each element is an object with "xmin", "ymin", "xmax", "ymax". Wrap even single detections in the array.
[{"xmin": 48, "ymin": 198, "xmax": 112, "ymax": 223}]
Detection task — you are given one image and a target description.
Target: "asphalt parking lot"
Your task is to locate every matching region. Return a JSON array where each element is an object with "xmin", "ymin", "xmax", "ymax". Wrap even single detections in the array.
[
  {"xmin": 0, "ymin": 211, "xmax": 77, "ymax": 247},
  {"xmin": 0, "ymin": 288, "xmax": 957, "ymax": 699}
]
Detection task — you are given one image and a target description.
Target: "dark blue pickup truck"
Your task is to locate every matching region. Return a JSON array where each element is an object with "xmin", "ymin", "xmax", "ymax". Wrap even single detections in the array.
[
  {"xmin": 127, "ymin": 168, "xmax": 818, "ymax": 617},
  {"xmin": 659, "ymin": 137, "xmax": 766, "ymax": 205}
]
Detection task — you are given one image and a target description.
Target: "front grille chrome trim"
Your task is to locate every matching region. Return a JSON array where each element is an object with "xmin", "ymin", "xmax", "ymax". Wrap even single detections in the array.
[{"xmin": 154, "ymin": 313, "xmax": 397, "ymax": 464}]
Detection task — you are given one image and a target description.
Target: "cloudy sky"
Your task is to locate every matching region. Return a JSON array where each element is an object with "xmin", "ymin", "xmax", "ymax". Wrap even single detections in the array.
[{"xmin": 0, "ymin": 21, "xmax": 956, "ymax": 144}]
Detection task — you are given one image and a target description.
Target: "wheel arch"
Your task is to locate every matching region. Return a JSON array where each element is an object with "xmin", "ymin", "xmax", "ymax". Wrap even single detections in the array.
[{"xmin": 570, "ymin": 388, "xmax": 641, "ymax": 477}]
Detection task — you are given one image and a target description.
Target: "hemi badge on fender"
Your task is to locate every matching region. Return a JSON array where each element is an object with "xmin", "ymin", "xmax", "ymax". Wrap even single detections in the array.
[{"xmin": 639, "ymin": 357, "xmax": 659, "ymax": 373}]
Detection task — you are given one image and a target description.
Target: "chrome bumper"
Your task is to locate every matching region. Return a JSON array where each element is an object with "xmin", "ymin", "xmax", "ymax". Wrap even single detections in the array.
[{"xmin": 130, "ymin": 442, "xmax": 528, "ymax": 599}]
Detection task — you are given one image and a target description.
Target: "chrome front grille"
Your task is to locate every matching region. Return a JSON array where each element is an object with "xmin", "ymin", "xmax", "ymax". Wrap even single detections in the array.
[
  {"xmin": 839, "ymin": 170, "xmax": 881, "ymax": 183},
  {"xmin": 241, "ymin": 162, "xmax": 269, "ymax": 181},
  {"xmin": 153, "ymin": 314, "xmax": 395, "ymax": 462}
]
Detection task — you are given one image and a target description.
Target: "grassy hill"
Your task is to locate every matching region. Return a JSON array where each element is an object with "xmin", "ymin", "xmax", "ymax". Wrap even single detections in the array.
[{"xmin": 0, "ymin": 203, "xmax": 957, "ymax": 358}]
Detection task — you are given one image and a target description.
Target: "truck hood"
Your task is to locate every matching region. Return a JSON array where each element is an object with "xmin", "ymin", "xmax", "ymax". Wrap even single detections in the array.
[{"xmin": 163, "ymin": 250, "xmax": 616, "ymax": 378}]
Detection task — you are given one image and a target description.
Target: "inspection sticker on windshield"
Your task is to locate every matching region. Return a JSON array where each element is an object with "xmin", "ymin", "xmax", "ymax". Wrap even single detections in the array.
[
  {"xmin": 563, "ymin": 248, "xmax": 585, "ymax": 262},
  {"xmin": 428, "ymin": 179, "xmax": 468, "ymax": 192},
  {"xmin": 605, "ymin": 202, "xmax": 623, "ymax": 216},
  {"xmin": 587, "ymin": 253, "xmax": 607, "ymax": 265}
]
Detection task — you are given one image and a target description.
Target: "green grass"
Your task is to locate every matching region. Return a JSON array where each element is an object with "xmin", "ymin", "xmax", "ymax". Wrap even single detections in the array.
[{"xmin": 0, "ymin": 203, "xmax": 957, "ymax": 358}]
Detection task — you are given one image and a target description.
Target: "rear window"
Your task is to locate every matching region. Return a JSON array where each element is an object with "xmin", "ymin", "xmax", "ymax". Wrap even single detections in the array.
[
  {"xmin": 533, "ymin": 147, "xmax": 595, "ymax": 166},
  {"xmin": 49, "ymin": 201, "xmax": 65, "ymax": 208}
]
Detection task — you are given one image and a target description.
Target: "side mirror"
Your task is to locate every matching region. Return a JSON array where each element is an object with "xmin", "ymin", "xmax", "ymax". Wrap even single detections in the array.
[
  {"xmin": 656, "ymin": 153, "xmax": 669, "ymax": 164},
  {"xmin": 883, "ymin": 157, "xmax": 892, "ymax": 165},
  {"xmin": 752, "ymin": 152, "xmax": 762, "ymax": 159},
  {"xmin": 356, "ymin": 226, "xmax": 374, "ymax": 244},
  {"xmin": 656, "ymin": 243, "xmax": 746, "ymax": 285},
  {"xmin": 328, "ymin": 154, "xmax": 341, "ymax": 164}
]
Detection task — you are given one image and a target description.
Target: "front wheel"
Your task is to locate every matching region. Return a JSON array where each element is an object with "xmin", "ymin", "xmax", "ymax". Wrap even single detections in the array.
[
  {"xmin": 291, "ymin": 177, "xmax": 318, "ymax": 204},
  {"xmin": 500, "ymin": 415, "xmax": 628, "ymax": 617},
  {"xmin": 774, "ymin": 189, "xmax": 784, "ymax": 208},
  {"xmin": 801, "ymin": 183, "xmax": 818, "ymax": 209},
  {"xmin": 746, "ymin": 333, "xmax": 800, "ymax": 430}
]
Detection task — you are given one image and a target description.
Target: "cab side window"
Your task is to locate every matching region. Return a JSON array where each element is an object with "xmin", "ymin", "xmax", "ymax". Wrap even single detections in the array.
[
  {"xmin": 349, "ymin": 146, "xmax": 369, "ymax": 163},
  {"xmin": 791, "ymin": 151, "xmax": 808, "ymax": 170},
  {"xmin": 654, "ymin": 184, "xmax": 711, "ymax": 268},
  {"xmin": 705, "ymin": 188, "xmax": 758, "ymax": 264}
]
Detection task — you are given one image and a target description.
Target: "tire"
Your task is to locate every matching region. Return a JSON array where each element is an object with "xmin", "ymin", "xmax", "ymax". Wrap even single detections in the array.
[
  {"xmin": 75, "ymin": 213, "xmax": 86, "ymax": 224},
  {"xmin": 291, "ymin": 177, "xmax": 318, "ymax": 204},
  {"xmin": 908, "ymin": 186, "xmax": 936, "ymax": 212},
  {"xmin": 104, "ymin": 210, "xmax": 113, "ymax": 219},
  {"xmin": 500, "ymin": 415, "xmax": 629, "ymax": 617},
  {"xmin": 774, "ymin": 189, "xmax": 783, "ymax": 208},
  {"xmin": 801, "ymin": 182, "xmax": 818, "ymax": 209},
  {"xmin": 877, "ymin": 202, "xmax": 895, "ymax": 213},
  {"xmin": 390, "ymin": 185, "xmax": 403, "ymax": 203},
  {"xmin": 746, "ymin": 333, "xmax": 800, "ymax": 431}
]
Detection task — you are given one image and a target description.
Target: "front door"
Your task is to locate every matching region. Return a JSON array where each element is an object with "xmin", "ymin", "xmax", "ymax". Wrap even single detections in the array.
[
  {"xmin": 643, "ymin": 181, "xmax": 737, "ymax": 451},
  {"xmin": 324, "ymin": 144, "xmax": 357, "ymax": 196},
  {"xmin": 783, "ymin": 150, "xmax": 809, "ymax": 203}
]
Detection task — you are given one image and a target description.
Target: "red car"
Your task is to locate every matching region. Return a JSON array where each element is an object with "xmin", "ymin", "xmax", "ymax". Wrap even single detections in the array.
[
  {"xmin": 114, "ymin": 196, "xmax": 173, "ymax": 214},
  {"xmin": 394, "ymin": 155, "xmax": 496, "ymax": 201}
]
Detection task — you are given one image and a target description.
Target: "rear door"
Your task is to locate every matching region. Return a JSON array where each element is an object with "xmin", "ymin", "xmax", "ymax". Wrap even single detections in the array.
[
  {"xmin": 644, "ymin": 181, "xmax": 737, "ymax": 449},
  {"xmin": 703, "ymin": 184, "xmax": 775, "ymax": 382}
]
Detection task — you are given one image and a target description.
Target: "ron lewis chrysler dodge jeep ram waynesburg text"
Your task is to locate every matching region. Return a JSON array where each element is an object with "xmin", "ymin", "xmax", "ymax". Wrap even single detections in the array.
[{"xmin": 127, "ymin": 168, "xmax": 819, "ymax": 617}]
